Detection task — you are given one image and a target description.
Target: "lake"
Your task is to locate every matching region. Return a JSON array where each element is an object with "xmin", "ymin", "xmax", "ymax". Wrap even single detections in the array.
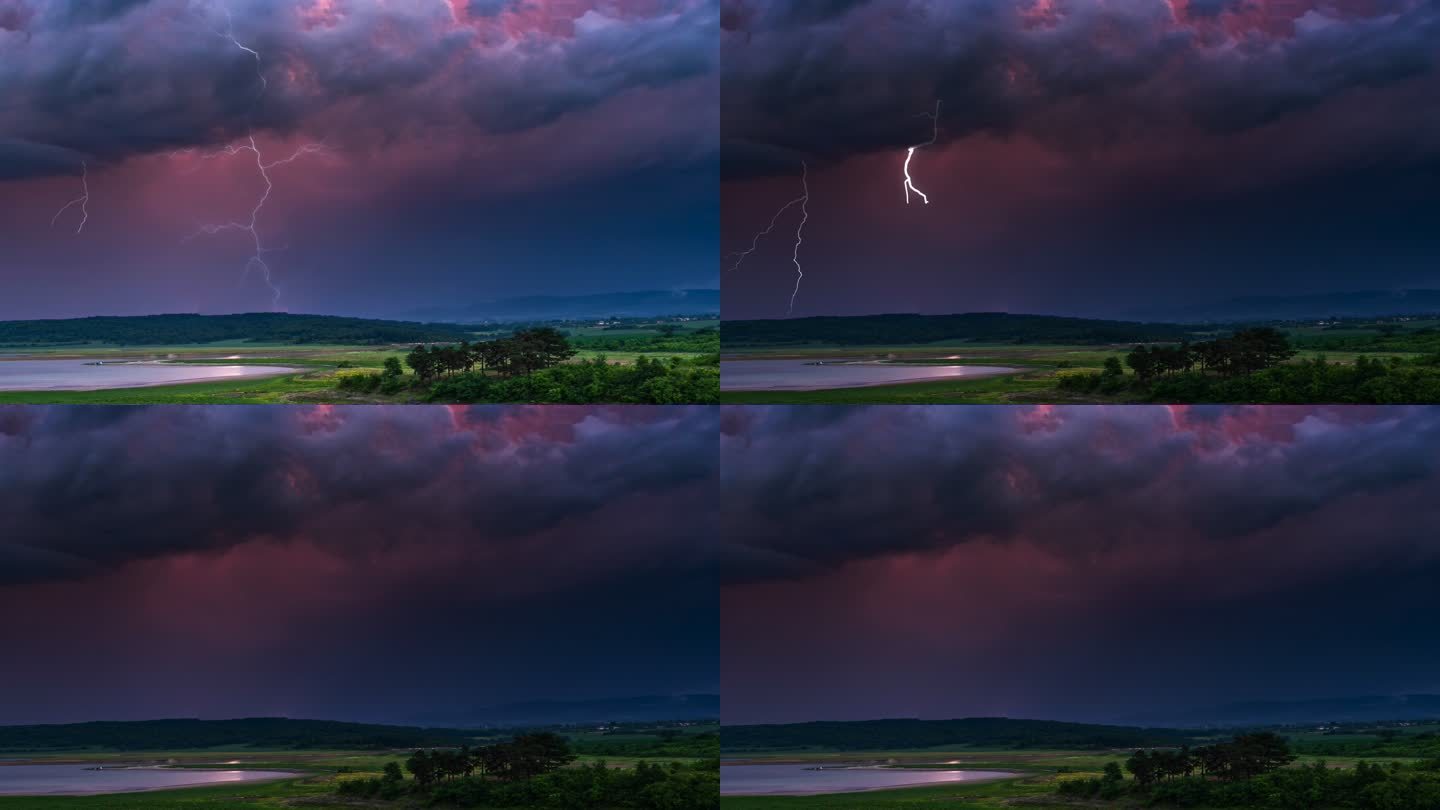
[
  {"xmin": 0, "ymin": 763, "xmax": 296, "ymax": 795},
  {"xmin": 0, "ymin": 359, "xmax": 299, "ymax": 391},
  {"xmin": 720, "ymin": 763, "xmax": 1017, "ymax": 796},
  {"xmin": 721, "ymin": 359, "xmax": 1021, "ymax": 392}
]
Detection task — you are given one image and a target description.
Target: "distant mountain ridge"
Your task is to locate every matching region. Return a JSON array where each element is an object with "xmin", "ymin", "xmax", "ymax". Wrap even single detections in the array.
[
  {"xmin": 1132, "ymin": 694, "xmax": 1440, "ymax": 729},
  {"xmin": 408, "ymin": 289, "xmax": 719, "ymax": 323},
  {"xmin": 1132, "ymin": 289, "xmax": 1440, "ymax": 324},
  {"xmin": 414, "ymin": 694, "xmax": 720, "ymax": 729}
]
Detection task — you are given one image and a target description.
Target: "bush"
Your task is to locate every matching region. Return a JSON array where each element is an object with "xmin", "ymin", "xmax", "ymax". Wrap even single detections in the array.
[{"xmin": 429, "ymin": 356, "xmax": 718, "ymax": 405}]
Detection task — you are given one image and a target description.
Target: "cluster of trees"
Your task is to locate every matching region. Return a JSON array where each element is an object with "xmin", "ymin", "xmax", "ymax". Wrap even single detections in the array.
[
  {"xmin": 424, "ymin": 759, "xmax": 718, "ymax": 809},
  {"xmin": 1053, "ymin": 735, "xmax": 1440, "ymax": 808},
  {"xmin": 1125, "ymin": 328, "xmax": 1297, "ymax": 381},
  {"xmin": 405, "ymin": 732, "xmax": 575, "ymax": 785},
  {"xmin": 406, "ymin": 327, "xmax": 577, "ymax": 381},
  {"xmin": 1127, "ymin": 733, "xmax": 1295, "ymax": 786},
  {"xmin": 1147, "ymin": 760, "xmax": 1440, "ymax": 808},
  {"xmin": 338, "ymin": 734, "xmax": 717, "ymax": 809},
  {"xmin": 430, "ymin": 355, "xmax": 719, "ymax": 405},
  {"xmin": 1147, "ymin": 354, "xmax": 1440, "ymax": 403}
]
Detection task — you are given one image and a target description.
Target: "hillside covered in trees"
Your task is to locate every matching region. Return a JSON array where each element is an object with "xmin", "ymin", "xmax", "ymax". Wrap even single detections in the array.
[
  {"xmin": 0, "ymin": 313, "xmax": 471, "ymax": 346},
  {"xmin": 0, "ymin": 718, "xmax": 475, "ymax": 752},
  {"xmin": 721, "ymin": 718, "xmax": 1200, "ymax": 752},
  {"xmin": 722, "ymin": 313, "xmax": 1200, "ymax": 347}
]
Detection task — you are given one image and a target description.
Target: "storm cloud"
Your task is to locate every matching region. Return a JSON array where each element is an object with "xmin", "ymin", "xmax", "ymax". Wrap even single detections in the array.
[
  {"xmin": 1, "ymin": 0, "xmax": 717, "ymax": 178},
  {"xmin": 722, "ymin": 405, "xmax": 1440, "ymax": 725},
  {"xmin": 0, "ymin": 1, "xmax": 719, "ymax": 318},
  {"xmin": 721, "ymin": 405, "xmax": 1440, "ymax": 582},
  {"xmin": 721, "ymin": 0, "xmax": 1440, "ymax": 176},
  {"xmin": 720, "ymin": 0, "xmax": 1440, "ymax": 320},
  {"xmin": 0, "ymin": 405, "xmax": 718, "ymax": 725}
]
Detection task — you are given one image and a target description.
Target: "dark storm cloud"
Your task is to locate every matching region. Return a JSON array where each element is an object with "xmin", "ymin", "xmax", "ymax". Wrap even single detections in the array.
[
  {"xmin": 0, "ymin": 405, "xmax": 718, "ymax": 587},
  {"xmin": 721, "ymin": 0, "xmax": 1440, "ymax": 177},
  {"xmin": 0, "ymin": 0, "xmax": 717, "ymax": 177},
  {"xmin": 721, "ymin": 405, "xmax": 1440, "ymax": 582}
]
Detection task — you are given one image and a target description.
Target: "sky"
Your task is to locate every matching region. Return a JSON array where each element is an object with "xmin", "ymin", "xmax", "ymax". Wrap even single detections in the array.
[
  {"xmin": 0, "ymin": 0, "xmax": 717, "ymax": 320},
  {"xmin": 0, "ymin": 405, "xmax": 717, "ymax": 726},
  {"xmin": 722, "ymin": 405, "xmax": 1440, "ymax": 726},
  {"xmin": 720, "ymin": 0, "xmax": 1440, "ymax": 321}
]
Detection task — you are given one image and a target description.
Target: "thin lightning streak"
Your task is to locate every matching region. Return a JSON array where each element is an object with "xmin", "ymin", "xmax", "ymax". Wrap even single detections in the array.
[
  {"xmin": 903, "ymin": 100, "xmax": 940, "ymax": 205},
  {"xmin": 725, "ymin": 195, "xmax": 804, "ymax": 274},
  {"xmin": 185, "ymin": 139, "xmax": 328, "ymax": 308},
  {"xmin": 787, "ymin": 162, "xmax": 809, "ymax": 315},
  {"xmin": 51, "ymin": 161, "xmax": 90, "ymax": 234},
  {"xmin": 187, "ymin": 4, "xmax": 322, "ymax": 309}
]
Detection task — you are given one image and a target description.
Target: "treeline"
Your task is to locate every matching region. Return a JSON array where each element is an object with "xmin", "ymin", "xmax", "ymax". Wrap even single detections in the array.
[
  {"xmin": 0, "ymin": 718, "xmax": 472, "ymax": 752},
  {"xmin": 574, "ymin": 731, "xmax": 720, "ymax": 759},
  {"xmin": 1059, "ymin": 733, "xmax": 1295, "ymax": 800},
  {"xmin": 721, "ymin": 718, "xmax": 1196, "ymax": 753},
  {"xmin": 1148, "ymin": 355, "xmax": 1440, "ymax": 403},
  {"xmin": 1293, "ymin": 325, "xmax": 1440, "ymax": 355},
  {"xmin": 407, "ymin": 327, "xmax": 576, "ymax": 380},
  {"xmin": 1064, "ymin": 751, "xmax": 1440, "ymax": 808},
  {"xmin": 1059, "ymin": 327, "xmax": 1298, "ymax": 397},
  {"xmin": 1297, "ymin": 730, "xmax": 1440, "ymax": 759},
  {"xmin": 722, "ymin": 313, "xmax": 1198, "ymax": 347},
  {"xmin": 0, "ymin": 313, "xmax": 469, "ymax": 346},
  {"xmin": 339, "ymin": 732, "xmax": 716, "ymax": 809},
  {"xmin": 429, "ymin": 355, "xmax": 719, "ymax": 405},
  {"xmin": 1059, "ymin": 733, "xmax": 1440, "ymax": 808},
  {"xmin": 336, "ymin": 327, "xmax": 719, "ymax": 404},
  {"xmin": 571, "ymin": 326, "xmax": 719, "ymax": 354},
  {"xmin": 1061, "ymin": 325, "xmax": 1440, "ymax": 402}
]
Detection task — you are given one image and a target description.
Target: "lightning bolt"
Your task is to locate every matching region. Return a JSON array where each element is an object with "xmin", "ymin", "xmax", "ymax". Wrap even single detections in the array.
[
  {"xmin": 723, "ymin": 163, "xmax": 810, "ymax": 315},
  {"xmin": 50, "ymin": 160, "xmax": 90, "ymax": 234},
  {"xmin": 725, "ymin": 177, "xmax": 808, "ymax": 275},
  {"xmin": 185, "ymin": 138, "xmax": 328, "ymax": 308},
  {"xmin": 185, "ymin": 3, "xmax": 323, "ymax": 309},
  {"xmin": 787, "ymin": 162, "xmax": 809, "ymax": 315},
  {"xmin": 903, "ymin": 100, "xmax": 940, "ymax": 205}
]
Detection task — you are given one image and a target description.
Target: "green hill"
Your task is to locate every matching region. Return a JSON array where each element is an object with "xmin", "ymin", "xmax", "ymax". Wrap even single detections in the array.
[
  {"xmin": 722, "ymin": 717, "xmax": 1202, "ymax": 752},
  {"xmin": 0, "ymin": 718, "xmax": 478, "ymax": 752},
  {"xmin": 0, "ymin": 313, "xmax": 473, "ymax": 346},
  {"xmin": 722, "ymin": 312, "xmax": 1199, "ymax": 348}
]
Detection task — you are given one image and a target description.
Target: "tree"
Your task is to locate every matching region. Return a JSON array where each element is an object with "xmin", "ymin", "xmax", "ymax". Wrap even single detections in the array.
[
  {"xmin": 1127, "ymin": 345, "xmax": 1158, "ymax": 382},
  {"xmin": 406, "ymin": 749, "xmax": 437, "ymax": 787},
  {"xmin": 406, "ymin": 345, "xmax": 438, "ymax": 382},
  {"xmin": 382, "ymin": 356, "xmax": 404, "ymax": 379},
  {"xmin": 381, "ymin": 761, "xmax": 403, "ymax": 783},
  {"xmin": 1127, "ymin": 749, "xmax": 1157, "ymax": 787}
]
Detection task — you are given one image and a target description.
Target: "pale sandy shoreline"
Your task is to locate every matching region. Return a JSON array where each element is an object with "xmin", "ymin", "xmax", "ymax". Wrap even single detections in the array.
[
  {"xmin": 720, "ymin": 765, "xmax": 1022, "ymax": 797},
  {"xmin": 0, "ymin": 764, "xmax": 302, "ymax": 797}
]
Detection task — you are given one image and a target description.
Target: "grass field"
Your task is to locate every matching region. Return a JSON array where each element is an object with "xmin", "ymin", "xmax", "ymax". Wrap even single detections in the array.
[
  {"xmin": 0, "ymin": 321, "xmax": 719, "ymax": 404},
  {"xmin": 0, "ymin": 738, "xmax": 717, "ymax": 809},
  {"xmin": 719, "ymin": 746, "xmax": 1422, "ymax": 809},
  {"xmin": 719, "ymin": 342, "xmax": 1423, "ymax": 404}
]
